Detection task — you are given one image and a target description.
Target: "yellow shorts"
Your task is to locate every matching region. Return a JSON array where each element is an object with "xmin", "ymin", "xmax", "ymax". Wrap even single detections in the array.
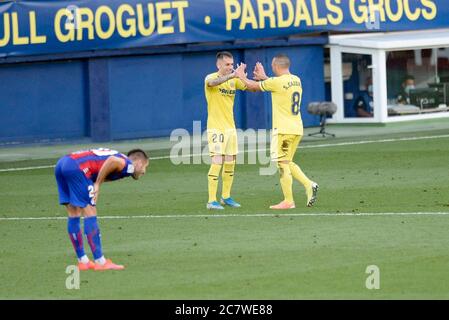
[
  {"xmin": 271, "ymin": 134, "xmax": 301, "ymax": 161},
  {"xmin": 207, "ymin": 129, "xmax": 238, "ymax": 157}
]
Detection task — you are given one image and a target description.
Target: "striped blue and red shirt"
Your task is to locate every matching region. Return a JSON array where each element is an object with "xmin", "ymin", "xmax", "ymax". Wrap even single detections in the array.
[{"xmin": 69, "ymin": 148, "xmax": 134, "ymax": 182}]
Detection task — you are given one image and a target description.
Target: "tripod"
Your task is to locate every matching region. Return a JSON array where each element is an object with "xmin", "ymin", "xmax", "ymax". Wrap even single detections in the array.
[{"xmin": 308, "ymin": 114, "xmax": 335, "ymax": 138}]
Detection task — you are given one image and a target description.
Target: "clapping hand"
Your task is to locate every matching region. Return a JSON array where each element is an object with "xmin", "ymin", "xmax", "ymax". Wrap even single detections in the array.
[
  {"xmin": 234, "ymin": 62, "xmax": 247, "ymax": 79},
  {"xmin": 253, "ymin": 62, "xmax": 267, "ymax": 81}
]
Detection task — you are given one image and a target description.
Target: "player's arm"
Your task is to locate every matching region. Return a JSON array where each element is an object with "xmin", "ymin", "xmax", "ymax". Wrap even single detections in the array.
[
  {"xmin": 253, "ymin": 62, "xmax": 268, "ymax": 81},
  {"xmin": 206, "ymin": 72, "xmax": 236, "ymax": 87},
  {"xmin": 240, "ymin": 77, "xmax": 262, "ymax": 92},
  {"xmin": 93, "ymin": 156, "xmax": 126, "ymax": 203},
  {"xmin": 234, "ymin": 63, "xmax": 263, "ymax": 92}
]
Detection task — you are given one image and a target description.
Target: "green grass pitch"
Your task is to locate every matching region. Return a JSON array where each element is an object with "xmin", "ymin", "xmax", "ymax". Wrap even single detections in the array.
[{"xmin": 1, "ymin": 128, "xmax": 449, "ymax": 299}]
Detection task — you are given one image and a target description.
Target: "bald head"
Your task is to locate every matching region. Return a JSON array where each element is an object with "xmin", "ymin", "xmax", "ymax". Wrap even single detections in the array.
[
  {"xmin": 273, "ymin": 54, "xmax": 290, "ymax": 68},
  {"xmin": 271, "ymin": 54, "xmax": 291, "ymax": 76}
]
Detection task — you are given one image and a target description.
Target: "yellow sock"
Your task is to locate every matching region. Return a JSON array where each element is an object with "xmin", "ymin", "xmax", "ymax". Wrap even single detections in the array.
[
  {"xmin": 208, "ymin": 164, "xmax": 222, "ymax": 203},
  {"xmin": 290, "ymin": 162, "xmax": 312, "ymax": 189},
  {"xmin": 279, "ymin": 163, "xmax": 294, "ymax": 203},
  {"xmin": 222, "ymin": 161, "xmax": 235, "ymax": 199}
]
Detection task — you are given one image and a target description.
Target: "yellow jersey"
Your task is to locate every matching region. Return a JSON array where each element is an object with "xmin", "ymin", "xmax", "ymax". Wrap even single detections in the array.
[
  {"xmin": 204, "ymin": 72, "xmax": 246, "ymax": 131},
  {"xmin": 259, "ymin": 74, "xmax": 304, "ymax": 136}
]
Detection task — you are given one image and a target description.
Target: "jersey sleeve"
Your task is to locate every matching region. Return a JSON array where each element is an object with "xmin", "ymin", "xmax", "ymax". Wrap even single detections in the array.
[
  {"xmin": 205, "ymin": 74, "xmax": 216, "ymax": 87},
  {"xmin": 111, "ymin": 155, "xmax": 134, "ymax": 179},
  {"xmin": 235, "ymin": 78, "xmax": 247, "ymax": 91},
  {"xmin": 121, "ymin": 158, "xmax": 134, "ymax": 177},
  {"xmin": 259, "ymin": 77, "xmax": 278, "ymax": 92}
]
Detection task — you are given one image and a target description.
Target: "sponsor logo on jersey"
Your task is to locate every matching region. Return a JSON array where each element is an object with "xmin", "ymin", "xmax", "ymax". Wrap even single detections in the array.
[{"xmin": 219, "ymin": 88, "xmax": 236, "ymax": 95}]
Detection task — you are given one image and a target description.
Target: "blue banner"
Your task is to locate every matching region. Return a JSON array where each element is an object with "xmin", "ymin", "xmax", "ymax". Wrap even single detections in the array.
[{"xmin": 0, "ymin": 0, "xmax": 448, "ymax": 57}]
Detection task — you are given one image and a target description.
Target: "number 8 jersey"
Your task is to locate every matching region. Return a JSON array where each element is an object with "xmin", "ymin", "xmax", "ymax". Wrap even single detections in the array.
[{"xmin": 259, "ymin": 74, "xmax": 304, "ymax": 136}]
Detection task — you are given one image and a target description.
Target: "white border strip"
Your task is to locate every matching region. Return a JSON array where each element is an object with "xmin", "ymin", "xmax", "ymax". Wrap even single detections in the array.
[
  {"xmin": 1, "ymin": 211, "xmax": 448, "ymax": 221},
  {"xmin": 1, "ymin": 134, "xmax": 449, "ymax": 172}
]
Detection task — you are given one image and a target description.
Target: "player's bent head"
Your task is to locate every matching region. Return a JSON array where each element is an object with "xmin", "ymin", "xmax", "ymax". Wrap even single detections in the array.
[
  {"xmin": 127, "ymin": 149, "xmax": 149, "ymax": 180},
  {"xmin": 272, "ymin": 54, "xmax": 291, "ymax": 69}
]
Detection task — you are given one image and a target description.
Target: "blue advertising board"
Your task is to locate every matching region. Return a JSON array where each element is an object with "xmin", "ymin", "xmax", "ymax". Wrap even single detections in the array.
[{"xmin": 0, "ymin": 0, "xmax": 447, "ymax": 57}]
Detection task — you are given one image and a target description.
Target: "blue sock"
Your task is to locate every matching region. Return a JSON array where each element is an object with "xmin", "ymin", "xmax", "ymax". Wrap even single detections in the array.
[
  {"xmin": 84, "ymin": 216, "xmax": 103, "ymax": 260},
  {"xmin": 67, "ymin": 217, "xmax": 85, "ymax": 259}
]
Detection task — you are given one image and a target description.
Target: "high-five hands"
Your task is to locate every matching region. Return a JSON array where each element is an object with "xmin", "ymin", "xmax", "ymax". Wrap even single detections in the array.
[
  {"xmin": 234, "ymin": 62, "xmax": 247, "ymax": 79},
  {"xmin": 234, "ymin": 61, "xmax": 267, "ymax": 82},
  {"xmin": 253, "ymin": 62, "xmax": 267, "ymax": 81}
]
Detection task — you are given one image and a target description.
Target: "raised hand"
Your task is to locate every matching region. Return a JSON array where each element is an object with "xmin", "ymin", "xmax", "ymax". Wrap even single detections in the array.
[
  {"xmin": 253, "ymin": 62, "xmax": 267, "ymax": 81},
  {"xmin": 234, "ymin": 62, "xmax": 247, "ymax": 79}
]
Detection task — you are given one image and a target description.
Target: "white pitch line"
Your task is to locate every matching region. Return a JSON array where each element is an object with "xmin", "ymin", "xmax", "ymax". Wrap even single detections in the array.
[
  {"xmin": 1, "ymin": 134, "xmax": 449, "ymax": 173},
  {"xmin": 1, "ymin": 212, "xmax": 449, "ymax": 221},
  {"xmin": 0, "ymin": 165, "xmax": 55, "ymax": 172},
  {"xmin": 302, "ymin": 134, "xmax": 449, "ymax": 149}
]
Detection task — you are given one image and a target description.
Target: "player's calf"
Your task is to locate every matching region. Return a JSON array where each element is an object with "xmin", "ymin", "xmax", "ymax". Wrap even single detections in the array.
[{"xmin": 306, "ymin": 182, "xmax": 319, "ymax": 207}]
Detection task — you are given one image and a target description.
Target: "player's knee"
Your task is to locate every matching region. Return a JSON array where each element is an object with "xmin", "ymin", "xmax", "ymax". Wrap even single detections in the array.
[
  {"xmin": 277, "ymin": 160, "xmax": 290, "ymax": 167},
  {"xmin": 66, "ymin": 204, "xmax": 82, "ymax": 217},
  {"xmin": 212, "ymin": 155, "xmax": 224, "ymax": 165},
  {"xmin": 82, "ymin": 205, "xmax": 97, "ymax": 217},
  {"xmin": 67, "ymin": 212, "xmax": 82, "ymax": 218},
  {"xmin": 277, "ymin": 160, "xmax": 290, "ymax": 175}
]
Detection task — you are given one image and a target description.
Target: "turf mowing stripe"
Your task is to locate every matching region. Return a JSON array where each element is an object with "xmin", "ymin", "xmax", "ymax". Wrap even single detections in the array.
[
  {"xmin": 1, "ymin": 212, "xmax": 449, "ymax": 221},
  {"xmin": 149, "ymin": 134, "xmax": 449, "ymax": 160},
  {"xmin": 303, "ymin": 134, "xmax": 449, "ymax": 149},
  {"xmin": 1, "ymin": 134, "xmax": 449, "ymax": 172}
]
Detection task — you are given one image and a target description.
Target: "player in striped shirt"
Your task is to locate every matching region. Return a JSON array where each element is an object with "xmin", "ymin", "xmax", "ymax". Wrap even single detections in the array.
[{"xmin": 55, "ymin": 148, "xmax": 149, "ymax": 270}]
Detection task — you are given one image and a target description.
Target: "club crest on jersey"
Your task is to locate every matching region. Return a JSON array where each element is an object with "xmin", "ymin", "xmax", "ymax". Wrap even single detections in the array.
[{"xmin": 230, "ymin": 82, "xmax": 235, "ymax": 89}]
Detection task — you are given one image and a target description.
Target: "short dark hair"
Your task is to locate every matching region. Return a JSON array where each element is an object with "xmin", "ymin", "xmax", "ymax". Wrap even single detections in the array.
[
  {"xmin": 404, "ymin": 74, "xmax": 415, "ymax": 82},
  {"xmin": 216, "ymin": 51, "xmax": 233, "ymax": 60},
  {"xmin": 127, "ymin": 149, "xmax": 148, "ymax": 160}
]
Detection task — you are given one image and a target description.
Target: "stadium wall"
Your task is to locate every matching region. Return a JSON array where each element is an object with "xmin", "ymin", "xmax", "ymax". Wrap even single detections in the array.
[
  {"xmin": 0, "ymin": 59, "xmax": 89, "ymax": 143},
  {"xmin": 0, "ymin": 43, "xmax": 324, "ymax": 144}
]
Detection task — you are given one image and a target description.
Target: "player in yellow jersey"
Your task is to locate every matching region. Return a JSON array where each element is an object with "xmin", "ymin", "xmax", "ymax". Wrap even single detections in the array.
[
  {"xmin": 204, "ymin": 51, "xmax": 247, "ymax": 210},
  {"xmin": 235, "ymin": 54, "xmax": 318, "ymax": 209}
]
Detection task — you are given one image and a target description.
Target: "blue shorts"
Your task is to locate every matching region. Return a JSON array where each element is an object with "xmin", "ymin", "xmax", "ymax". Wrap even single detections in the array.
[{"xmin": 55, "ymin": 156, "xmax": 95, "ymax": 208}]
